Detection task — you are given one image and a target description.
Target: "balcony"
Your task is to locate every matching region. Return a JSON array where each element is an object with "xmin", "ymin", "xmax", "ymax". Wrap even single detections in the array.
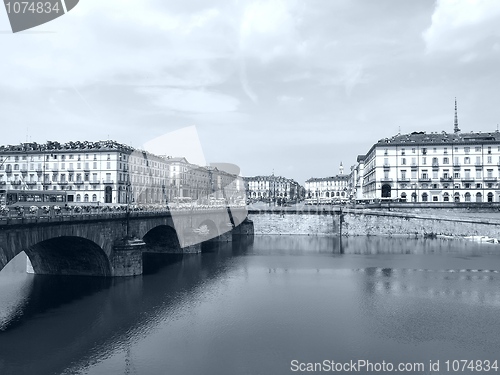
[
  {"xmin": 42, "ymin": 181, "xmax": 52, "ymax": 186},
  {"xmin": 383, "ymin": 164, "xmax": 390, "ymax": 169},
  {"xmin": 103, "ymin": 180, "xmax": 114, "ymax": 184},
  {"xmin": 74, "ymin": 181, "xmax": 84, "ymax": 185},
  {"xmin": 58, "ymin": 181, "xmax": 68, "ymax": 185},
  {"xmin": 418, "ymin": 177, "xmax": 431, "ymax": 182},
  {"xmin": 461, "ymin": 177, "xmax": 475, "ymax": 182},
  {"xmin": 89, "ymin": 180, "xmax": 100, "ymax": 185},
  {"xmin": 26, "ymin": 181, "xmax": 38, "ymax": 185},
  {"xmin": 397, "ymin": 178, "xmax": 410, "ymax": 182},
  {"xmin": 440, "ymin": 177, "xmax": 453, "ymax": 182},
  {"xmin": 380, "ymin": 178, "xmax": 393, "ymax": 182},
  {"xmin": 484, "ymin": 177, "xmax": 497, "ymax": 182}
]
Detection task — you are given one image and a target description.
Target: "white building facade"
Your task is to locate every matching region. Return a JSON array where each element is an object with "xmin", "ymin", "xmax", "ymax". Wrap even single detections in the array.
[
  {"xmin": 360, "ymin": 131, "xmax": 500, "ymax": 203},
  {"xmin": 0, "ymin": 141, "xmax": 244, "ymax": 205},
  {"xmin": 304, "ymin": 164, "xmax": 350, "ymax": 204}
]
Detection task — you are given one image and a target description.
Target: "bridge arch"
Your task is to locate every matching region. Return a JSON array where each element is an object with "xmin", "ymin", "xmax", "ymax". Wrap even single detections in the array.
[
  {"xmin": 25, "ymin": 236, "xmax": 111, "ymax": 276},
  {"xmin": 143, "ymin": 225, "xmax": 182, "ymax": 253},
  {"xmin": 198, "ymin": 219, "xmax": 219, "ymax": 240}
]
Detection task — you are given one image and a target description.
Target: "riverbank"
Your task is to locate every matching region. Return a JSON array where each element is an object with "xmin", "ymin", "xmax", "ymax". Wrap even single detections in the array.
[{"xmin": 247, "ymin": 208, "xmax": 500, "ymax": 241}]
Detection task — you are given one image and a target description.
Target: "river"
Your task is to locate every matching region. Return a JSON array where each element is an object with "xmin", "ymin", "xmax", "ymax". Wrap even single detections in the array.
[{"xmin": 1, "ymin": 236, "xmax": 499, "ymax": 375}]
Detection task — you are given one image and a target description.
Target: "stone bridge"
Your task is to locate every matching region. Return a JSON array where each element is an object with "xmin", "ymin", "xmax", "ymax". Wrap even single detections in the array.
[{"xmin": 0, "ymin": 208, "xmax": 254, "ymax": 277}]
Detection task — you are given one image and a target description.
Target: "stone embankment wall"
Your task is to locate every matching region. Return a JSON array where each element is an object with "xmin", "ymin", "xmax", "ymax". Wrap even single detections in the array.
[{"xmin": 248, "ymin": 209, "xmax": 500, "ymax": 238}]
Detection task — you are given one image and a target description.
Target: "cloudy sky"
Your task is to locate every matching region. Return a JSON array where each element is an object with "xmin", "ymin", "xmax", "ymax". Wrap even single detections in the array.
[{"xmin": 1, "ymin": 0, "xmax": 500, "ymax": 183}]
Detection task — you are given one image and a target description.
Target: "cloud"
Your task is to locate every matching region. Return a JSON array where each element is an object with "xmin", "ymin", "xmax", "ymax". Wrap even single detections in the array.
[
  {"xmin": 238, "ymin": 0, "xmax": 303, "ymax": 62},
  {"xmin": 277, "ymin": 95, "xmax": 303, "ymax": 104},
  {"xmin": 423, "ymin": 0, "xmax": 500, "ymax": 53},
  {"xmin": 143, "ymin": 125, "xmax": 207, "ymax": 165},
  {"xmin": 138, "ymin": 87, "xmax": 240, "ymax": 114},
  {"xmin": 0, "ymin": 0, "xmax": 230, "ymax": 89}
]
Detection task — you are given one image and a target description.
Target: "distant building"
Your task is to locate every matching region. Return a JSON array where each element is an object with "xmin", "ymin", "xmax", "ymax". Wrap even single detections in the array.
[
  {"xmin": 304, "ymin": 163, "xmax": 350, "ymax": 204},
  {"xmin": 352, "ymin": 99, "xmax": 500, "ymax": 203},
  {"xmin": 244, "ymin": 174, "xmax": 302, "ymax": 203},
  {"xmin": 0, "ymin": 140, "xmax": 243, "ymax": 205},
  {"xmin": 357, "ymin": 130, "xmax": 500, "ymax": 203}
]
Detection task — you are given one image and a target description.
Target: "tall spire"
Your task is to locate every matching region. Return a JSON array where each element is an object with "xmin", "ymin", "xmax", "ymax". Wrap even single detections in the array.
[
  {"xmin": 339, "ymin": 162, "xmax": 344, "ymax": 175},
  {"xmin": 454, "ymin": 97, "xmax": 460, "ymax": 133}
]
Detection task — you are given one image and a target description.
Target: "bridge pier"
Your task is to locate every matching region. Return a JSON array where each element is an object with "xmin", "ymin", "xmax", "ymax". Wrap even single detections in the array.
[
  {"xmin": 111, "ymin": 238, "xmax": 145, "ymax": 277},
  {"xmin": 182, "ymin": 243, "xmax": 201, "ymax": 254},
  {"xmin": 232, "ymin": 218, "xmax": 254, "ymax": 238},
  {"xmin": 211, "ymin": 231, "xmax": 233, "ymax": 242}
]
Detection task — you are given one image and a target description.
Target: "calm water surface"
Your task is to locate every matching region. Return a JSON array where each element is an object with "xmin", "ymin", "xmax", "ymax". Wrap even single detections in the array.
[{"xmin": 1, "ymin": 236, "xmax": 500, "ymax": 375}]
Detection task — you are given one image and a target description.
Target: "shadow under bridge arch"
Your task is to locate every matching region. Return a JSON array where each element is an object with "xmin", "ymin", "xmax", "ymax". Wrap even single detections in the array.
[
  {"xmin": 26, "ymin": 236, "xmax": 112, "ymax": 276},
  {"xmin": 142, "ymin": 225, "xmax": 183, "ymax": 254}
]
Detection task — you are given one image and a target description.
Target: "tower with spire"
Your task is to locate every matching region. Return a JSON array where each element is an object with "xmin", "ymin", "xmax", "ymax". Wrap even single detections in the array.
[
  {"xmin": 339, "ymin": 162, "xmax": 344, "ymax": 175},
  {"xmin": 454, "ymin": 97, "xmax": 460, "ymax": 133}
]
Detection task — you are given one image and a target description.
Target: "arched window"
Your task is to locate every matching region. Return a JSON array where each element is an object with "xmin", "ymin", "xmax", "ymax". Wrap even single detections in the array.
[
  {"xmin": 443, "ymin": 192, "xmax": 449, "ymax": 202},
  {"xmin": 454, "ymin": 192, "xmax": 460, "ymax": 202},
  {"xmin": 401, "ymin": 192, "xmax": 407, "ymax": 202},
  {"xmin": 76, "ymin": 194, "xmax": 81, "ymax": 202},
  {"xmin": 92, "ymin": 194, "xmax": 97, "ymax": 202},
  {"xmin": 488, "ymin": 192, "xmax": 493, "ymax": 202},
  {"xmin": 422, "ymin": 192, "xmax": 428, "ymax": 202},
  {"xmin": 476, "ymin": 192, "xmax": 482, "ymax": 203},
  {"xmin": 326, "ymin": 192, "xmax": 329, "ymax": 197},
  {"xmin": 84, "ymin": 194, "xmax": 89, "ymax": 202},
  {"xmin": 465, "ymin": 192, "xmax": 471, "ymax": 202}
]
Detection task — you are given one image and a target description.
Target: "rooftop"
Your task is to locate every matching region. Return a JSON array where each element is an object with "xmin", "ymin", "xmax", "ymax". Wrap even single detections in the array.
[
  {"xmin": 375, "ymin": 130, "xmax": 500, "ymax": 146},
  {"xmin": 0, "ymin": 140, "xmax": 138, "ymax": 153},
  {"xmin": 305, "ymin": 175, "xmax": 349, "ymax": 183}
]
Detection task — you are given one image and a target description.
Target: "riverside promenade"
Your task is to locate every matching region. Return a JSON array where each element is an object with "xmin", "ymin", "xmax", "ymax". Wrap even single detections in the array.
[{"xmin": 247, "ymin": 203, "xmax": 500, "ymax": 240}]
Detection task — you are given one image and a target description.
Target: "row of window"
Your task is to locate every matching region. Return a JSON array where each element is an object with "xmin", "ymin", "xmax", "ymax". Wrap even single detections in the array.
[
  {"xmin": 0, "ymin": 161, "xmax": 116, "ymax": 171},
  {"xmin": 393, "ymin": 169, "xmax": 498, "ymax": 180},
  {"xmin": 398, "ymin": 183, "xmax": 491, "ymax": 189},
  {"xmin": 386, "ymin": 156, "xmax": 500, "ymax": 166},
  {"xmin": 1, "ymin": 153, "xmax": 118, "ymax": 162},
  {"xmin": 399, "ymin": 192, "xmax": 494, "ymax": 203},
  {"xmin": 308, "ymin": 192, "xmax": 346, "ymax": 197},
  {"xmin": 384, "ymin": 146, "xmax": 500, "ymax": 155}
]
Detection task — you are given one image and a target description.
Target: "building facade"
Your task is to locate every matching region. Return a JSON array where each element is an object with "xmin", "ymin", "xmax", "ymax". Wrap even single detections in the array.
[
  {"xmin": 358, "ymin": 131, "xmax": 500, "ymax": 203},
  {"xmin": 304, "ymin": 163, "xmax": 350, "ymax": 204},
  {"xmin": 0, "ymin": 140, "xmax": 244, "ymax": 205},
  {"xmin": 244, "ymin": 174, "xmax": 302, "ymax": 203}
]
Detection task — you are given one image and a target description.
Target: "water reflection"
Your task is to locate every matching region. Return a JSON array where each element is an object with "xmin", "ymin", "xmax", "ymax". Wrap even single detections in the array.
[
  {"xmin": 0, "ymin": 236, "xmax": 499, "ymax": 375},
  {"xmin": 0, "ymin": 242, "xmax": 243, "ymax": 375}
]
